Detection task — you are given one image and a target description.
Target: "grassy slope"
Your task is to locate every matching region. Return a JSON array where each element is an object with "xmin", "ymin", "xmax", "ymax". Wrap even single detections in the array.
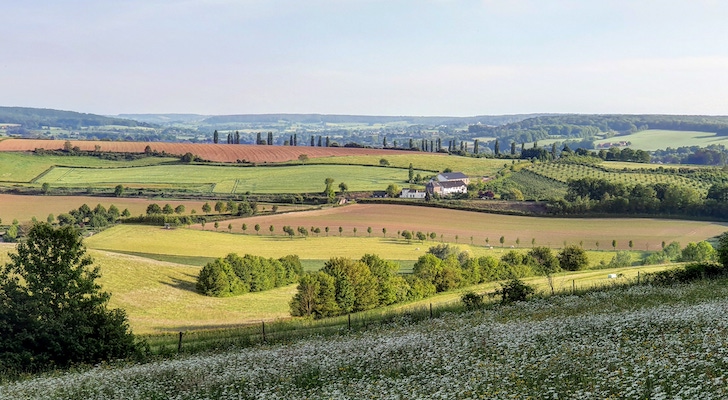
[
  {"xmin": 0, "ymin": 242, "xmax": 672, "ymax": 335},
  {"xmin": 36, "ymin": 164, "xmax": 430, "ymax": 193},
  {"xmin": 0, "ymin": 152, "xmax": 176, "ymax": 183},
  {"xmin": 307, "ymin": 153, "xmax": 512, "ymax": 176}
]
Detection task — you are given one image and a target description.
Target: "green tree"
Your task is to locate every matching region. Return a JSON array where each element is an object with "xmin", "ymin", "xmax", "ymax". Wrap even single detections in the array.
[
  {"xmin": 202, "ymin": 202, "xmax": 212, "ymax": 213},
  {"xmin": 325, "ymin": 226, "xmax": 330, "ymax": 236},
  {"xmin": 338, "ymin": 226, "xmax": 343, "ymax": 236},
  {"xmin": 214, "ymin": 221, "xmax": 219, "ymax": 231},
  {"xmin": 367, "ymin": 227, "xmax": 372, "ymax": 237},
  {"xmin": 255, "ymin": 224, "xmax": 261, "ymax": 235},
  {"xmin": 558, "ymin": 245, "xmax": 589, "ymax": 271},
  {"xmin": 41, "ymin": 182, "xmax": 50, "ymax": 194},
  {"xmin": 174, "ymin": 205, "xmax": 185, "ymax": 214},
  {"xmin": 121, "ymin": 208, "xmax": 131, "ymax": 218},
  {"xmin": 228, "ymin": 223, "xmax": 233, "ymax": 233},
  {"xmin": 269, "ymin": 225, "xmax": 275, "ymax": 235},
  {"xmin": 379, "ymin": 158, "xmax": 389, "ymax": 166},
  {"xmin": 214, "ymin": 201, "xmax": 226, "ymax": 214},
  {"xmin": 162, "ymin": 204, "xmax": 174, "ymax": 215},
  {"xmin": 385, "ymin": 184, "xmax": 400, "ymax": 198},
  {"xmin": 353, "ymin": 227, "xmax": 357, "ymax": 236},
  {"xmin": 382, "ymin": 227, "xmax": 387, "ymax": 237},
  {"xmin": 680, "ymin": 241, "xmax": 717, "ymax": 262},
  {"xmin": 146, "ymin": 203, "xmax": 161, "ymax": 215},
  {"xmin": 499, "ymin": 236, "xmax": 505, "ymax": 247},
  {"xmin": 528, "ymin": 246, "xmax": 561, "ymax": 294},
  {"xmin": 0, "ymin": 224, "xmax": 139, "ymax": 372},
  {"xmin": 324, "ymin": 178, "xmax": 336, "ymax": 203},
  {"xmin": 612, "ymin": 239, "xmax": 617, "ymax": 250},
  {"xmin": 408, "ymin": 163, "xmax": 414, "ymax": 183},
  {"xmin": 338, "ymin": 182, "xmax": 348, "ymax": 194},
  {"xmin": 718, "ymin": 232, "xmax": 728, "ymax": 267},
  {"xmin": 47, "ymin": 213, "xmax": 55, "ymax": 224}
]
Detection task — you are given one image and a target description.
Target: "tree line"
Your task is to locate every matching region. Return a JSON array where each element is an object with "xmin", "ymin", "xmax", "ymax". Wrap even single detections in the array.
[
  {"xmin": 196, "ymin": 253, "xmax": 303, "ymax": 296},
  {"xmin": 547, "ymin": 177, "xmax": 728, "ymax": 218},
  {"xmin": 289, "ymin": 244, "xmax": 588, "ymax": 319}
]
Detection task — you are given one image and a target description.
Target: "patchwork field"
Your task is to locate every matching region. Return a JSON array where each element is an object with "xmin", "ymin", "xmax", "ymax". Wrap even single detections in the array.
[
  {"xmin": 36, "ymin": 164, "xmax": 428, "ymax": 193},
  {"xmin": 0, "ymin": 139, "xmax": 418, "ymax": 163},
  {"xmin": 0, "ymin": 152, "xmax": 176, "ymax": 183},
  {"xmin": 187, "ymin": 204, "xmax": 728, "ymax": 251},
  {"xmin": 307, "ymin": 153, "xmax": 512, "ymax": 176}
]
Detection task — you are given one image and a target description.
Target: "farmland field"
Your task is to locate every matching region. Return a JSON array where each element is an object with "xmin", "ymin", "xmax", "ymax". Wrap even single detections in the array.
[
  {"xmin": 594, "ymin": 129, "xmax": 728, "ymax": 151},
  {"xmin": 0, "ymin": 194, "xmax": 212, "ymax": 223},
  {"xmin": 35, "ymin": 164, "xmax": 428, "ymax": 193},
  {"xmin": 185, "ymin": 204, "xmax": 727, "ymax": 251},
  {"xmin": 0, "ymin": 152, "xmax": 176, "ymax": 183},
  {"xmin": 527, "ymin": 161, "xmax": 714, "ymax": 193},
  {"xmin": 307, "ymin": 153, "xmax": 512, "ymax": 176},
  {"xmin": 0, "ymin": 138, "xmax": 418, "ymax": 163}
]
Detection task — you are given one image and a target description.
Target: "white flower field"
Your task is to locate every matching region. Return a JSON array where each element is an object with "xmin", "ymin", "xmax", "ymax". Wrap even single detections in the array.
[{"xmin": 3, "ymin": 282, "xmax": 728, "ymax": 399}]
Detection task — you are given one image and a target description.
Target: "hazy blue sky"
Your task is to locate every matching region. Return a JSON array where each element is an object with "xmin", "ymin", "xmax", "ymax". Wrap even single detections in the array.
[{"xmin": 3, "ymin": 0, "xmax": 727, "ymax": 116}]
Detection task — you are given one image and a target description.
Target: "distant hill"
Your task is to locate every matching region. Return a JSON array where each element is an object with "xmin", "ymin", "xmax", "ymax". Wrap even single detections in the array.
[
  {"xmin": 468, "ymin": 114, "xmax": 728, "ymax": 144},
  {"xmin": 201, "ymin": 113, "xmax": 547, "ymax": 126},
  {"xmin": 117, "ymin": 114, "xmax": 209, "ymax": 124},
  {"xmin": 0, "ymin": 107, "xmax": 150, "ymax": 129}
]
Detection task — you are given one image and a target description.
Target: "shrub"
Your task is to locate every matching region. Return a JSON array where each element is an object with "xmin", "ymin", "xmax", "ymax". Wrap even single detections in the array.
[
  {"xmin": 493, "ymin": 277, "xmax": 535, "ymax": 304},
  {"xmin": 461, "ymin": 291, "xmax": 484, "ymax": 310}
]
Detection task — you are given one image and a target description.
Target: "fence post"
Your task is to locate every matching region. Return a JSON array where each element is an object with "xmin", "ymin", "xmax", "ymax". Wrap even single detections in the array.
[
  {"xmin": 262, "ymin": 321, "xmax": 266, "ymax": 343},
  {"xmin": 637, "ymin": 271, "xmax": 640, "ymax": 285},
  {"xmin": 572, "ymin": 280, "xmax": 575, "ymax": 294},
  {"xmin": 348, "ymin": 314, "xmax": 351, "ymax": 331},
  {"xmin": 430, "ymin": 303, "xmax": 433, "ymax": 319},
  {"xmin": 177, "ymin": 331, "xmax": 183, "ymax": 353}
]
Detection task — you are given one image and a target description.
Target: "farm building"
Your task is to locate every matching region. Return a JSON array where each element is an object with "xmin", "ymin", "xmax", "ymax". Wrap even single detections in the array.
[
  {"xmin": 426, "ymin": 180, "xmax": 467, "ymax": 196},
  {"xmin": 400, "ymin": 188, "xmax": 427, "ymax": 199},
  {"xmin": 437, "ymin": 172, "xmax": 470, "ymax": 185}
]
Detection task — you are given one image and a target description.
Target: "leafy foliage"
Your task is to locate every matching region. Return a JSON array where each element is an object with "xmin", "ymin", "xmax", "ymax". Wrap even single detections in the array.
[
  {"xmin": 0, "ymin": 223, "xmax": 140, "ymax": 374},
  {"xmin": 196, "ymin": 253, "xmax": 302, "ymax": 297}
]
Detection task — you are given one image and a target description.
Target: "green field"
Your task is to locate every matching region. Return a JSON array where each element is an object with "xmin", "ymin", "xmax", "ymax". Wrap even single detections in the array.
[
  {"xmin": 36, "ymin": 164, "xmax": 429, "ymax": 193},
  {"xmin": 303, "ymin": 153, "xmax": 513, "ymax": 176},
  {"xmin": 594, "ymin": 129, "xmax": 728, "ymax": 151},
  {"xmin": 0, "ymin": 152, "xmax": 177, "ymax": 183}
]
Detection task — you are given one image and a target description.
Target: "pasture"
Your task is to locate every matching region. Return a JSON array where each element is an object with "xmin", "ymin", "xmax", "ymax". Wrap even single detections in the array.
[
  {"xmin": 0, "ymin": 152, "xmax": 175, "ymax": 183},
  {"xmin": 36, "ymin": 164, "xmax": 427, "ymax": 193},
  {"xmin": 308, "ymin": 153, "xmax": 512, "ymax": 176},
  {"xmin": 594, "ymin": 129, "xmax": 728, "ymax": 151}
]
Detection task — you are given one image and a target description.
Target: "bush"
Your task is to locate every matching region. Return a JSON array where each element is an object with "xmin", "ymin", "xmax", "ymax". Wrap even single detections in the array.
[
  {"xmin": 645, "ymin": 262, "xmax": 727, "ymax": 285},
  {"xmin": 493, "ymin": 277, "xmax": 535, "ymax": 304},
  {"xmin": 461, "ymin": 291, "xmax": 484, "ymax": 310}
]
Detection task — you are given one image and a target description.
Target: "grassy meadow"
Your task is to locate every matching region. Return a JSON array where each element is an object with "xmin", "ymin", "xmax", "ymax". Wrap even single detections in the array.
[
  {"xmin": 5, "ymin": 276, "xmax": 727, "ymax": 398},
  {"xmin": 594, "ymin": 129, "xmax": 728, "ymax": 151},
  {"xmin": 0, "ymin": 152, "xmax": 176, "ymax": 183},
  {"xmin": 36, "ymin": 164, "xmax": 429, "ymax": 193},
  {"xmin": 306, "ymin": 153, "xmax": 513, "ymax": 176}
]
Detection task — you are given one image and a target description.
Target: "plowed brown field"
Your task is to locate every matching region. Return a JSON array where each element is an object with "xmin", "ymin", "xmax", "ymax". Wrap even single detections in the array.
[
  {"xmin": 0, "ymin": 139, "xmax": 421, "ymax": 163},
  {"xmin": 193, "ymin": 204, "xmax": 728, "ymax": 251}
]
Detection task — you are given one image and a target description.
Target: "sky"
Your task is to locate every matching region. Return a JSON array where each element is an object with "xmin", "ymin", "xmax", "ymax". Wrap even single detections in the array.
[{"xmin": 2, "ymin": 0, "xmax": 728, "ymax": 116}]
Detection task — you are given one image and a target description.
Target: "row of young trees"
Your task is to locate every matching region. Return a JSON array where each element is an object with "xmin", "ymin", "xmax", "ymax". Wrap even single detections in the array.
[
  {"xmin": 289, "ymin": 244, "xmax": 589, "ymax": 319},
  {"xmin": 196, "ymin": 253, "xmax": 303, "ymax": 297}
]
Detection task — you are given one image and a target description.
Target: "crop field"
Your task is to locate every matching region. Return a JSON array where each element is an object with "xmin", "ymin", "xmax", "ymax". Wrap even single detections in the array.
[
  {"xmin": 504, "ymin": 169, "xmax": 568, "ymax": 199},
  {"xmin": 0, "ymin": 139, "xmax": 418, "ymax": 163},
  {"xmin": 4, "ymin": 278, "xmax": 726, "ymax": 398},
  {"xmin": 35, "ymin": 164, "xmax": 427, "ymax": 193},
  {"xmin": 185, "ymin": 204, "xmax": 727, "ymax": 251},
  {"xmin": 0, "ymin": 152, "xmax": 176, "ymax": 183},
  {"xmin": 527, "ymin": 161, "xmax": 713, "ymax": 193},
  {"xmin": 594, "ymin": 129, "xmax": 728, "ymax": 151},
  {"xmin": 307, "ymin": 153, "xmax": 513, "ymax": 176},
  {"xmin": 0, "ymin": 194, "xmax": 212, "ymax": 223}
]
